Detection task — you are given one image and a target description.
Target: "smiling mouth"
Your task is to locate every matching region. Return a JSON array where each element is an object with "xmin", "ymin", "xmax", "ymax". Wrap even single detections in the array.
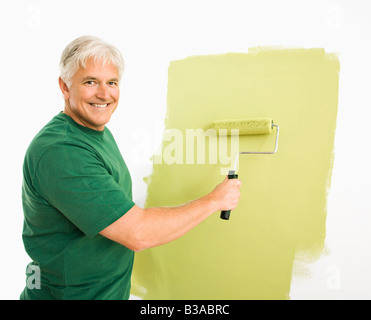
[{"xmin": 89, "ymin": 103, "xmax": 110, "ymax": 109}]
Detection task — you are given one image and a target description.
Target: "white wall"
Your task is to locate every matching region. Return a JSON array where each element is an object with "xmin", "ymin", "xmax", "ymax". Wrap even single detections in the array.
[{"xmin": 1, "ymin": 0, "xmax": 370, "ymax": 299}]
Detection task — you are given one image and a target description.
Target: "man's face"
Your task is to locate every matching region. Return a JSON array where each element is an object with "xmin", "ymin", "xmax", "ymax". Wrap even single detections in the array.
[{"xmin": 60, "ymin": 58, "xmax": 120, "ymax": 131}]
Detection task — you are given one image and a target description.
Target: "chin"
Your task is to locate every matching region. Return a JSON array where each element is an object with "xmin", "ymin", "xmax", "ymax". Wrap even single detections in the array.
[{"xmin": 93, "ymin": 118, "xmax": 111, "ymax": 130}]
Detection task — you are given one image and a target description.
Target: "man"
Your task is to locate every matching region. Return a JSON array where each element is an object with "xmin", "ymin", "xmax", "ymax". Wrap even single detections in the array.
[{"xmin": 20, "ymin": 36, "xmax": 241, "ymax": 300}]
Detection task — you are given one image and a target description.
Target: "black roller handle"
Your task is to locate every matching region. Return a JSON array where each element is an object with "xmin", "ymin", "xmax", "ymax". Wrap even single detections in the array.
[{"xmin": 220, "ymin": 170, "xmax": 239, "ymax": 220}]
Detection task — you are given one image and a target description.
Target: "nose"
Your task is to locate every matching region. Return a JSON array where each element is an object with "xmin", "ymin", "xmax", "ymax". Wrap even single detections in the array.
[{"xmin": 95, "ymin": 84, "xmax": 111, "ymax": 101}]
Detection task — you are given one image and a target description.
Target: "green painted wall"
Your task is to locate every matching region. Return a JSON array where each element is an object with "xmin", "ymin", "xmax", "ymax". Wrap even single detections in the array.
[{"xmin": 132, "ymin": 48, "xmax": 340, "ymax": 299}]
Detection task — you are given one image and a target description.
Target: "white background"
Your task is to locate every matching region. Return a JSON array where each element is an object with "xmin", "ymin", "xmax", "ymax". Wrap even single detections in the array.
[{"xmin": 0, "ymin": 0, "xmax": 370, "ymax": 300}]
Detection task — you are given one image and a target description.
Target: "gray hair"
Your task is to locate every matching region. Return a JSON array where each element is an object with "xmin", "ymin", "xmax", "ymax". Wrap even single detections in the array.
[{"xmin": 59, "ymin": 36, "xmax": 124, "ymax": 86}]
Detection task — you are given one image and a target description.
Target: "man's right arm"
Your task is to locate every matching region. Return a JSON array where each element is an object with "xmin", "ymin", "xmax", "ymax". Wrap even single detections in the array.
[{"xmin": 99, "ymin": 177, "xmax": 241, "ymax": 252}]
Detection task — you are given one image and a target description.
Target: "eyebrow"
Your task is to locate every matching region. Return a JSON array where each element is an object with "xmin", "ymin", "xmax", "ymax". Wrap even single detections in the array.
[{"xmin": 82, "ymin": 76, "xmax": 119, "ymax": 82}]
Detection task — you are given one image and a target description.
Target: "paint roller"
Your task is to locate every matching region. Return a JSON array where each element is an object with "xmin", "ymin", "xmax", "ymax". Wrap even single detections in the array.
[{"xmin": 212, "ymin": 117, "xmax": 280, "ymax": 220}]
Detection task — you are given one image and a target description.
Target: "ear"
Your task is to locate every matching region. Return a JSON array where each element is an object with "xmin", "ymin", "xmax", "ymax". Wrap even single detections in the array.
[{"xmin": 59, "ymin": 77, "xmax": 70, "ymax": 100}]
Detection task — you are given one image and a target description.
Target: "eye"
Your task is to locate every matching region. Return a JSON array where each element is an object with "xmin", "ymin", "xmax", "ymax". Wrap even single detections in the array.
[
  {"xmin": 108, "ymin": 81, "xmax": 118, "ymax": 87},
  {"xmin": 84, "ymin": 80, "xmax": 96, "ymax": 86}
]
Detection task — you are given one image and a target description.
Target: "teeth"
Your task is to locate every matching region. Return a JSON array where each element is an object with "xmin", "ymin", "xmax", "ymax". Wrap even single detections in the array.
[{"xmin": 91, "ymin": 103, "xmax": 108, "ymax": 108}]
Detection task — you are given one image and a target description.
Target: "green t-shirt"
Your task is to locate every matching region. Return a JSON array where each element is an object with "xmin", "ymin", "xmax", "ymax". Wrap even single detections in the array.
[{"xmin": 20, "ymin": 112, "xmax": 136, "ymax": 300}]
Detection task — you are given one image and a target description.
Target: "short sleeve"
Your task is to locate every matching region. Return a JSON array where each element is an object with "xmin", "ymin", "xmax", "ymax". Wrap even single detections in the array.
[{"xmin": 33, "ymin": 143, "xmax": 135, "ymax": 238}]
